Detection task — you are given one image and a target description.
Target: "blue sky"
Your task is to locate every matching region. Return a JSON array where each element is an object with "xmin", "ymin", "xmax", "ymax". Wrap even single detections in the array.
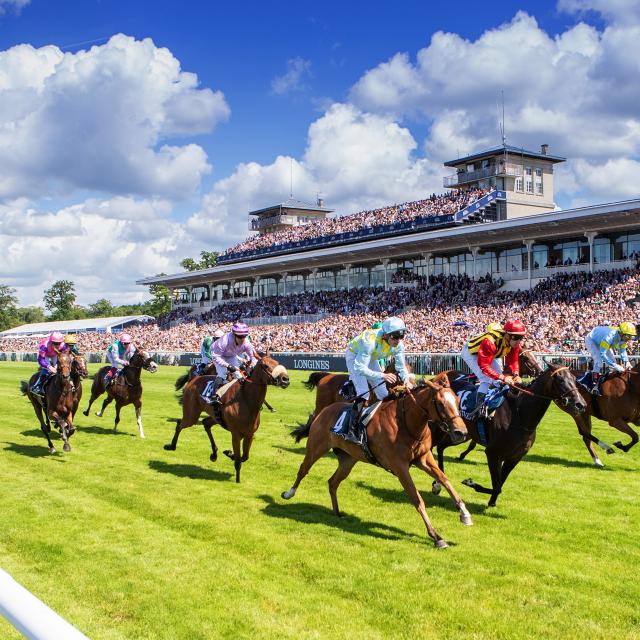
[{"xmin": 0, "ymin": 0, "xmax": 638, "ymax": 305}]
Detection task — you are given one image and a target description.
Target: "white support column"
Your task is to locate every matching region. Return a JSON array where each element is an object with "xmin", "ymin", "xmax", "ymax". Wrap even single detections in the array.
[
  {"xmin": 311, "ymin": 268, "xmax": 318, "ymax": 294},
  {"xmin": 585, "ymin": 231, "xmax": 598, "ymax": 274},
  {"xmin": 524, "ymin": 239, "xmax": 535, "ymax": 289},
  {"xmin": 470, "ymin": 246, "xmax": 480, "ymax": 280},
  {"xmin": 421, "ymin": 252, "xmax": 432, "ymax": 281},
  {"xmin": 345, "ymin": 264, "xmax": 352, "ymax": 291},
  {"xmin": 229, "ymin": 280, "xmax": 235, "ymax": 300},
  {"xmin": 382, "ymin": 258, "xmax": 390, "ymax": 291},
  {"xmin": 282, "ymin": 272, "xmax": 288, "ymax": 297},
  {"xmin": 253, "ymin": 276, "xmax": 261, "ymax": 299}
]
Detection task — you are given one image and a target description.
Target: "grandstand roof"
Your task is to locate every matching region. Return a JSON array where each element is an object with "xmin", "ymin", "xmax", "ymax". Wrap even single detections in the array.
[
  {"xmin": 444, "ymin": 145, "xmax": 566, "ymax": 167},
  {"xmin": 249, "ymin": 197, "xmax": 333, "ymax": 216},
  {"xmin": 0, "ymin": 315, "xmax": 155, "ymax": 338},
  {"xmin": 137, "ymin": 198, "xmax": 640, "ymax": 289}
]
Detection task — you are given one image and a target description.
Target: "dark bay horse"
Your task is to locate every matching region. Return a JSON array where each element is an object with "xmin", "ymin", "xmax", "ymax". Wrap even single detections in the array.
[
  {"xmin": 20, "ymin": 352, "xmax": 76, "ymax": 453},
  {"xmin": 281, "ymin": 377, "xmax": 472, "ymax": 549},
  {"xmin": 175, "ymin": 362, "xmax": 216, "ymax": 391},
  {"xmin": 82, "ymin": 349, "xmax": 158, "ymax": 437},
  {"xmin": 164, "ymin": 355, "xmax": 290, "ymax": 483},
  {"xmin": 70, "ymin": 353, "xmax": 89, "ymax": 419},
  {"xmin": 433, "ymin": 365, "xmax": 586, "ymax": 506}
]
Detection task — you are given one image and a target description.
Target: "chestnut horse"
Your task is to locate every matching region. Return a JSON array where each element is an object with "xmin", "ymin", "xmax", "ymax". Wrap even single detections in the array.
[
  {"xmin": 281, "ymin": 377, "xmax": 472, "ymax": 549},
  {"xmin": 82, "ymin": 349, "xmax": 158, "ymax": 437},
  {"xmin": 164, "ymin": 355, "xmax": 290, "ymax": 483},
  {"xmin": 20, "ymin": 352, "xmax": 76, "ymax": 453},
  {"xmin": 432, "ymin": 365, "xmax": 586, "ymax": 506}
]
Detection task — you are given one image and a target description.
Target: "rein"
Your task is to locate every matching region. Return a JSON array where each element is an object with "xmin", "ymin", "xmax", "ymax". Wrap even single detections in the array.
[{"xmin": 510, "ymin": 366, "xmax": 571, "ymax": 402}]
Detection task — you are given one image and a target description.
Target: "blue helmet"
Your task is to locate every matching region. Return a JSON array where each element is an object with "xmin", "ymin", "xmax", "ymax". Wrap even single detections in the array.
[{"xmin": 381, "ymin": 317, "xmax": 406, "ymax": 336}]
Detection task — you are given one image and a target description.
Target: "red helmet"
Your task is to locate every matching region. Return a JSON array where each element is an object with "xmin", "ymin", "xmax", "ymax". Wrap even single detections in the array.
[{"xmin": 503, "ymin": 319, "xmax": 526, "ymax": 336}]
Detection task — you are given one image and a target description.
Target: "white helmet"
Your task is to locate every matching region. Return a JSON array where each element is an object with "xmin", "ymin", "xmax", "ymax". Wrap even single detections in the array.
[
  {"xmin": 213, "ymin": 329, "xmax": 224, "ymax": 339},
  {"xmin": 381, "ymin": 317, "xmax": 406, "ymax": 336}
]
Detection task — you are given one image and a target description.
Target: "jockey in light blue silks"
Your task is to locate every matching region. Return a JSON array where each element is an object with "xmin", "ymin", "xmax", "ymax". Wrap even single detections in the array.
[
  {"xmin": 104, "ymin": 333, "xmax": 136, "ymax": 387},
  {"xmin": 584, "ymin": 322, "xmax": 637, "ymax": 395},
  {"xmin": 338, "ymin": 316, "xmax": 415, "ymax": 444}
]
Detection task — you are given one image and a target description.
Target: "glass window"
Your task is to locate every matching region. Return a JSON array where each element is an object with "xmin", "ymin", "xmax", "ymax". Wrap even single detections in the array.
[{"xmin": 515, "ymin": 176, "xmax": 524, "ymax": 192}]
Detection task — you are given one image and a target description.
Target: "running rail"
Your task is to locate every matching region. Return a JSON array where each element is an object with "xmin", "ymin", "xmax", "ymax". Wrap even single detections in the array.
[{"xmin": 0, "ymin": 569, "xmax": 89, "ymax": 639}]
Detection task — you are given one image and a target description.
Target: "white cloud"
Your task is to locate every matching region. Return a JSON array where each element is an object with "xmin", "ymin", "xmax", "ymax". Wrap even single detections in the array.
[
  {"xmin": 558, "ymin": 0, "xmax": 640, "ymax": 25},
  {"xmin": 271, "ymin": 57, "xmax": 311, "ymax": 95},
  {"xmin": 0, "ymin": 0, "xmax": 29, "ymax": 15},
  {"xmin": 0, "ymin": 35, "xmax": 228, "ymax": 200}
]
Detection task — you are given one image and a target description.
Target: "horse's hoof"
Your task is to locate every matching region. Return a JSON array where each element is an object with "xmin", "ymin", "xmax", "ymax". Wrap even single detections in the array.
[
  {"xmin": 606, "ymin": 448, "xmax": 615, "ymax": 455},
  {"xmin": 209, "ymin": 452, "xmax": 217, "ymax": 462},
  {"xmin": 95, "ymin": 412, "xmax": 102, "ymax": 418},
  {"xmin": 63, "ymin": 443, "xmax": 71, "ymax": 452},
  {"xmin": 460, "ymin": 512, "xmax": 473, "ymax": 526},
  {"xmin": 49, "ymin": 447, "xmax": 56, "ymax": 454},
  {"xmin": 223, "ymin": 450, "xmax": 234, "ymax": 460},
  {"xmin": 163, "ymin": 444, "xmax": 176, "ymax": 451},
  {"xmin": 435, "ymin": 539, "xmax": 449, "ymax": 549},
  {"xmin": 594, "ymin": 458, "xmax": 604, "ymax": 468},
  {"xmin": 431, "ymin": 481, "xmax": 442, "ymax": 495},
  {"xmin": 461, "ymin": 478, "xmax": 474, "ymax": 488}
]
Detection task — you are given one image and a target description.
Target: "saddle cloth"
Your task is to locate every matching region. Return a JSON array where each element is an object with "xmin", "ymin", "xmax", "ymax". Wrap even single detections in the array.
[{"xmin": 201, "ymin": 378, "xmax": 237, "ymax": 403}]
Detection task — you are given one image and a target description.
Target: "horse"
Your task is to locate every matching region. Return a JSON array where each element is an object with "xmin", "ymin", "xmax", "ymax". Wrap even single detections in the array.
[
  {"xmin": 432, "ymin": 365, "xmax": 586, "ymax": 507},
  {"xmin": 174, "ymin": 362, "xmax": 216, "ymax": 391},
  {"xmin": 70, "ymin": 353, "xmax": 89, "ymax": 419},
  {"xmin": 82, "ymin": 349, "xmax": 158, "ymax": 437},
  {"xmin": 281, "ymin": 377, "xmax": 472, "ymax": 549},
  {"xmin": 164, "ymin": 355, "xmax": 290, "ymax": 483},
  {"xmin": 300, "ymin": 358, "xmax": 411, "ymax": 430},
  {"xmin": 20, "ymin": 352, "xmax": 76, "ymax": 453}
]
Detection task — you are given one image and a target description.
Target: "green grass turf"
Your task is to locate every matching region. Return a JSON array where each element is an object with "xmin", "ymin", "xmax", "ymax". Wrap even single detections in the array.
[{"xmin": 0, "ymin": 362, "xmax": 639, "ymax": 639}]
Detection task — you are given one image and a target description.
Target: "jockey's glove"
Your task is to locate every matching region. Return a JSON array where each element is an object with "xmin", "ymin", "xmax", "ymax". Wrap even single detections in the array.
[
  {"xmin": 613, "ymin": 364, "xmax": 625, "ymax": 373},
  {"xmin": 227, "ymin": 365, "xmax": 237, "ymax": 373},
  {"xmin": 48, "ymin": 366, "xmax": 57, "ymax": 374}
]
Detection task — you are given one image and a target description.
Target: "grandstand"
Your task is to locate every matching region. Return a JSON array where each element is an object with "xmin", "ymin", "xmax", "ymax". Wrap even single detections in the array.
[{"xmin": 137, "ymin": 142, "xmax": 639, "ymax": 309}]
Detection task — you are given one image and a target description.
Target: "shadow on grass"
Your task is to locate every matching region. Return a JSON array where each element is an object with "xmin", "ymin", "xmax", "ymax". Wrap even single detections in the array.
[
  {"xmin": 20, "ymin": 428, "xmax": 48, "ymax": 438},
  {"xmin": 258, "ymin": 493, "xmax": 421, "ymax": 541},
  {"xmin": 3, "ymin": 441, "xmax": 66, "ymax": 459},
  {"xmin": 148, "ymin": 459, "xmax": 232, "ymax": 481},
  {"xmin": 523, "ymin": 453, "xmax": 606, "ymax": 469},
  {"xmin": 79, "ymin": 425, "xmax": 136, "ymax": 437},
  {"xmin": 271, "ymin": 444, "xmax": 313, "ymax": 456}
]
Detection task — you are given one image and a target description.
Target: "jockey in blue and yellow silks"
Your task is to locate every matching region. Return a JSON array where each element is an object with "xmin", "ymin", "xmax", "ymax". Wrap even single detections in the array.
[
  {"xmin": 338, "ymin": 317, "xmax": 414, "ymax": 444},
  {"xmin": 585, "ymin": 322, "xmax": 637, "ymax": 394}
]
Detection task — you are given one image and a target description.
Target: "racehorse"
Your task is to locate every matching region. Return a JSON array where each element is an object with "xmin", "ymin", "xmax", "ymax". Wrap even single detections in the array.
[
  {"xmin": 281, "ymin": 377, "xmax": 472, "ymax": 549},
  {"xmin": 20, "ymin": 352, "xmax": 76, "ymax": 454},
  {"xmin": 174, "ymin": 363, "xmax": 216, "ymax": 391},
  {"xmin": 70, "ymin": 353, "xmax": 89, "ymax": 419},
  {"xmin": 164, "ymin": 354, "xmax": 290, "ymax": 483},
  {"xmin": 82, "ymin": 349, "xmax": 158, "ymax": 437},
  {"xmin": 432, "ymin": 365, "xmax": 586, "ymax": 507},
  {"xmin": 300, "ymin": 358, "xmax": 411, "ymax": 430}
]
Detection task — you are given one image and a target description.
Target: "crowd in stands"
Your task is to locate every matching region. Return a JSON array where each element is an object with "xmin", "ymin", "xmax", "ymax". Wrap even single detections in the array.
[
  {"xmin": 220, "ymin": 188, "xmax": 492, "ymax": 258},
  {"xmin": 3, "ymin": 268, "xmax": 638, "ymax": 357}
]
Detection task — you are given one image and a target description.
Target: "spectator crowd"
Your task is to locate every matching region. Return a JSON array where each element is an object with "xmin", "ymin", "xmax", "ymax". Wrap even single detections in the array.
[{"xmin": 3, "ymin": 268, "xmax": 638, "ymax": 357}]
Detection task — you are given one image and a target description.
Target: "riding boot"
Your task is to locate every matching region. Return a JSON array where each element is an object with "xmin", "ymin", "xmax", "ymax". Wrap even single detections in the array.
[
  {"xmin": 202, "ymin": 377, "xmax": 224, "ymax": 405},
  {"xmin": 471, "ymin": 392, "xmax": 487, "ymax": 418},
  {"xmin": 31, "ymin": 371, "xmax": 45, "ymax": 396},
  {"xmin": 591, "ymin": 372, "xmax": 602, "ymax": 396},
  {"xmin": 341, "ymin": 398, "xmax": 366, "ymax": 445}
]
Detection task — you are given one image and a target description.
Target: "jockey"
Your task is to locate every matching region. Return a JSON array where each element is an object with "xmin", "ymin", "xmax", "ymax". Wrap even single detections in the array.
[
  {"xmin": 31, "ymin": 331, "xmax": 67, "ymax": 396},
  {"xmin": 340, "ymin": 316, "xmax": 414, "ymax": 443},
  {"xmin": 585, "ymin": 322, "xmax": 637, "ymax": 395},
  {"xmin": 64, "ymin": 334, "xmax": 80, "ymax": 356},
  {"xmin": 461, "ymin": 319, "xmax": 526, "ymax": 415},
  {"xmin": 198, "ymin": 329, "xmax": 225, "ymax": 374},
  {"xmin": 206, "ymin": 322, "xmax": 259, "ymax": 404},
  {"xmin": 105, "ymin": 333, "xmax": 135, "ymax": 386}
]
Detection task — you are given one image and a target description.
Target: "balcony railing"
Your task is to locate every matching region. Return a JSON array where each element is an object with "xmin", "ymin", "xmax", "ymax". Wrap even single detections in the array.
[
  {"xmin": 250, "ymin": 215, "xmax": 302, "ymax": 231},
  {"xmin": 443, "ymin": 163, "xmax": 523, "ymax": 188}
]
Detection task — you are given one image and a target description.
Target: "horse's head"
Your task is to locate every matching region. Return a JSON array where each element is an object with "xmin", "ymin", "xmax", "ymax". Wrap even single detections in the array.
[
  {"xmin": 252, "ymin": 355, "xmax": 290, "ymax": 388},
  {"xmin": 418, "ymin": 379, "xmax": 467, "ymax": 444},
  {"xmin": 57, "ymin": 353, "xmax": 72, "ymax": 381},
  {"xmin": 519, "ymin": 349, "xmax": 543, "ymax": 377},
  {"xmin": 131, "ymin": 349, "xmax": 158, "ymax": 373},
  {"xmin": 544, "ymin": 364, "xmax": 587, "ymax": 415},
  {"xmin": 72, "ymin": 354, "xmax": 89, "ymax": 379}
]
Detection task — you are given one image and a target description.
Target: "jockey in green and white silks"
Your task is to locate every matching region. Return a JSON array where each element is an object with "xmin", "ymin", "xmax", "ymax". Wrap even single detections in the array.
[
  {"xmin": 346, "ymin": 317, "xmax": 414, "ymax": 402},
  {"xmin": 200, "ymin": 329, "xmax": 224, "ymax": 366}
]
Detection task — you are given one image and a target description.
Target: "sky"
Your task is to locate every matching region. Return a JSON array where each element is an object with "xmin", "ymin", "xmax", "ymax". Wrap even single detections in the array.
[{"xmin": 1, "ymin": 0, "xmax": 639, "ymax": 306}]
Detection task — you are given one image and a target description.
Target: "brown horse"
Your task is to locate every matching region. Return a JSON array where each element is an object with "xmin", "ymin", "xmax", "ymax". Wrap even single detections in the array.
[
  {"xmin": 164, "ymin": 355, "xmax": 290, "ymax": 483},
  {"xmin": 174, "ymin": 362, "xmax": 216, "ymax": 391},
  {"xmin": 20, "ymin": 352, "xmax": 76, "ymax": 453},
  {"xmin": 432, "ymin": 365, "xmax": 586, "ymax": 506},
  {"xmin": 82, "ymin": 349, "xmax": 158, "ymax": 437},
  {"xmin": 70, "ymin": 353, "xmax": 89, "ymax": 419},
  {"xmin": 281, "ymin": 377, "xmax": 472, "ymax": 549}
]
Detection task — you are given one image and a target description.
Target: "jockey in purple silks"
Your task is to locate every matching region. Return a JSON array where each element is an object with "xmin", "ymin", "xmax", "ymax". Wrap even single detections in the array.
[
  {"xmin": 205, "ymin": 322, "xmax": 259, "ymax": 405},
  {"xmin": 31, "ymin": 331, "xmax": 67, "ymax": 396}
]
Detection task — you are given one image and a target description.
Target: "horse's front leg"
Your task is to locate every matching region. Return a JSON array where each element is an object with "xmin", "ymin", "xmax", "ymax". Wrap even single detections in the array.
[
  {"xmin": 113, "ymin": 402, "xmax": 122, "ymax": 433},
  {"xmin": 202, "ymin": 416, "xmax": 218, "ymax": 461},
  {"xmin": 610, "ymin": 418, "xmax": 639, "ymax": 453},
  {"xmin": 37, "ymin": 403, "xmax": 56, "ymax": 454},
  {"xmin": 414, "ymin": 451, "xmax": 473, "ymax": 526},
  {"xmin": 223, "ymin": 432, "xmax": 243, "ymax": 483},
  {"xmin": 461, "ymin": 450, "xmax": 499, "ymax": 501},
  {"xmin": 96, "ymin": 395, "xmax": 113, "ymax": 418},
  {"xmin": 240, "ymin": 432, "xmax": 255, "ymax": 462},
  {"xmin": 134, "ymin": 400, "xmax": 144, "ymax": 438},
  {"xmin": 49, "ymin": 410, "xmax": 71, "ymax": 453},
  {"xmin": 395, "ymin": 464, "xmax": 448, "ymax": 548}
]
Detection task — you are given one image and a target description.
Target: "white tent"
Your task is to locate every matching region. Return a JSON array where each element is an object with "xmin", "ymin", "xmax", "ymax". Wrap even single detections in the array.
[{"xmin": 0, "ymin": 315, "xmax": 155, "ymax": 339}]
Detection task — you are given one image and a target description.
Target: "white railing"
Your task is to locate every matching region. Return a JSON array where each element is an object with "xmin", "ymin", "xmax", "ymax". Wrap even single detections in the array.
[{"xmin": 0, "ymin": 568, "xmax": 89, "ymax": 639}]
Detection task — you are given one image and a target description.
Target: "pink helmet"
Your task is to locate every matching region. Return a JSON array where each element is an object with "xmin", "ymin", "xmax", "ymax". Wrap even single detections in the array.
[
  {"xmin": 231, "ymin": 322, "xmax": 249, "ymax": 336},
  {"xmin": 50, "ymin": 331, "xmax": 64, "ymax": 343},
  {"xmin": 119, "ymin": 333, "xmax": 133, "ymax": 344}
]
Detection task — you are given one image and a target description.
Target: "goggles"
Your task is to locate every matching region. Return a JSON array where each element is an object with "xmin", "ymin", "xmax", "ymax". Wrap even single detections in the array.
[
  {"xmin": 388, "ymin": 331, "xmax": 405, "ymax": 340},
  {"xmin": 508, "ymin": 334, "xmax": 524, "ymax": 341}
]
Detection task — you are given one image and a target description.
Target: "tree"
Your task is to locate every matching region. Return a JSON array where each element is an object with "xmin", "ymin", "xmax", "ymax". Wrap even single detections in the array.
[
  {"xmin": 15, "ymin": 306, "xmax": 46, "ymax": 325},
  {"xmin": 144, "ymin": 276, "xmax": 171, "ymax": 317},
  {"xmin": 43, "ymin": 280, "xmax": 77, "ymax": 321},
  {"xmin": 0, "ymin": 284, "xmax": 18, "ymax": 331},
  {"xmin": 180, "ymin": 250, "xmax": 218, "ymax": 272},
  {"xmin": 89, "ymin": 298, "xmax": 115, "ymax": 318}
]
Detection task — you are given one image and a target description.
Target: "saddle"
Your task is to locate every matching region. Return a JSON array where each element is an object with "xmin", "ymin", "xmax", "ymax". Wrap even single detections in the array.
[{"xmin": 331, "ymin": 401, "xmax": 383, "ymax": 462}]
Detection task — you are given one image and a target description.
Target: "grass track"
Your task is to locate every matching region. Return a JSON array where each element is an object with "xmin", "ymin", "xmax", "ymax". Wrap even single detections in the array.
[{"xmin": 0, "ymin": 362, "xmax": 639, "ymax": 639}]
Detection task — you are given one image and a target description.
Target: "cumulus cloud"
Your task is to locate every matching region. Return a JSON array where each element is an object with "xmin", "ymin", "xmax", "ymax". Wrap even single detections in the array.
[
  {"xmin": 0, "ymin": 0, "xmax": 29, "ymax": 15},
  {"xmin": 271, "ymin": 57, "xmax": 312, "ymax": 95},
  {"xmin": 558, "ymin": 0, "xmax": 640, "ymax": 25},
  {"xmin": 0, "ymin": 34, "xmax": 229, "ymax": 200}
]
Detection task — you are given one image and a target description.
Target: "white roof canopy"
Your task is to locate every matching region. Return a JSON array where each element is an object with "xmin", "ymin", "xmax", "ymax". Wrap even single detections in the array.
[{"xmin": 0, "ymin": 315, "xmax": 155, "ymax": 338}]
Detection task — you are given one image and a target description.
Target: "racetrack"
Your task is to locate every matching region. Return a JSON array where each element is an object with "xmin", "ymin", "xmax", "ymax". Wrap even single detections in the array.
[{"xmin": 1, "ymin": 362, "xmax": 638, "ymax": 640}]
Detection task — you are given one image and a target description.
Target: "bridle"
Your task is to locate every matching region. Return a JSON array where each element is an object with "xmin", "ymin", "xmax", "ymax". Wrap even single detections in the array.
[
  {"xmin": 403, "ymin": 383, "xmax": 459, "ymax": 435},
  {"xmin": 511, "ymin": 366, "xmax": 577, "ymax": 407}
]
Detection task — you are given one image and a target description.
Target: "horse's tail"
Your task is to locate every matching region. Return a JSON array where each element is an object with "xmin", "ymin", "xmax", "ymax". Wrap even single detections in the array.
[
  {"xmin": 177, "ymin": 389, "xmax": 184, "ymax": 406},
  {"xmin": 19, "ymin": 381, "xmax": 29, "ymax": 396},
  {"xmin": 302, "ymin": 372, "xmax": 329, "ymax": 391},
  {"xmin": 175, "ymin": 372, "xmax": 190, "ymax": 391},
  {"xmin": 291, "ymin": 418, "xmax": 312, "ymax": 443}
]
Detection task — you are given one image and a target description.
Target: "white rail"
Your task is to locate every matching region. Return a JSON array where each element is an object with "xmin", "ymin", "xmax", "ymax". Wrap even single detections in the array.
[{"xmin": 0, "ymin": 568, "xmax": 89, "ymax": 640}]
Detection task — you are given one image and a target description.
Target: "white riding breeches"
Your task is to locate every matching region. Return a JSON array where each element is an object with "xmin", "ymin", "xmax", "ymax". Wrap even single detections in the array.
[
  {"xmin": 214, "ymin": 356, "xmax": 242, "ymax": 379},
  {"xmin": 345, "ymin": 350, "xmax": 389, "ymax": 401},
  {"xmin": 461, "ymin": 344, "xmax": 503, "ymax": 394}
]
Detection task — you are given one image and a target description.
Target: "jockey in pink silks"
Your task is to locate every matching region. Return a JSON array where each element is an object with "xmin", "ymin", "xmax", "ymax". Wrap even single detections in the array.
[{"xmin": 31, "ymin": 331, "xmax": 67, "ymax": 396}]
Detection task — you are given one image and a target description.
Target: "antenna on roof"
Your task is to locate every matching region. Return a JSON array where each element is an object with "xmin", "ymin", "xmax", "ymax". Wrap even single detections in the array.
[
  {"xmin": 499, "ymin": 89, "xmax": 507, "ymax": 148},
  {"xmin": 290, "ymin": 158, "xmax": 293, "ymax": 198}
]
